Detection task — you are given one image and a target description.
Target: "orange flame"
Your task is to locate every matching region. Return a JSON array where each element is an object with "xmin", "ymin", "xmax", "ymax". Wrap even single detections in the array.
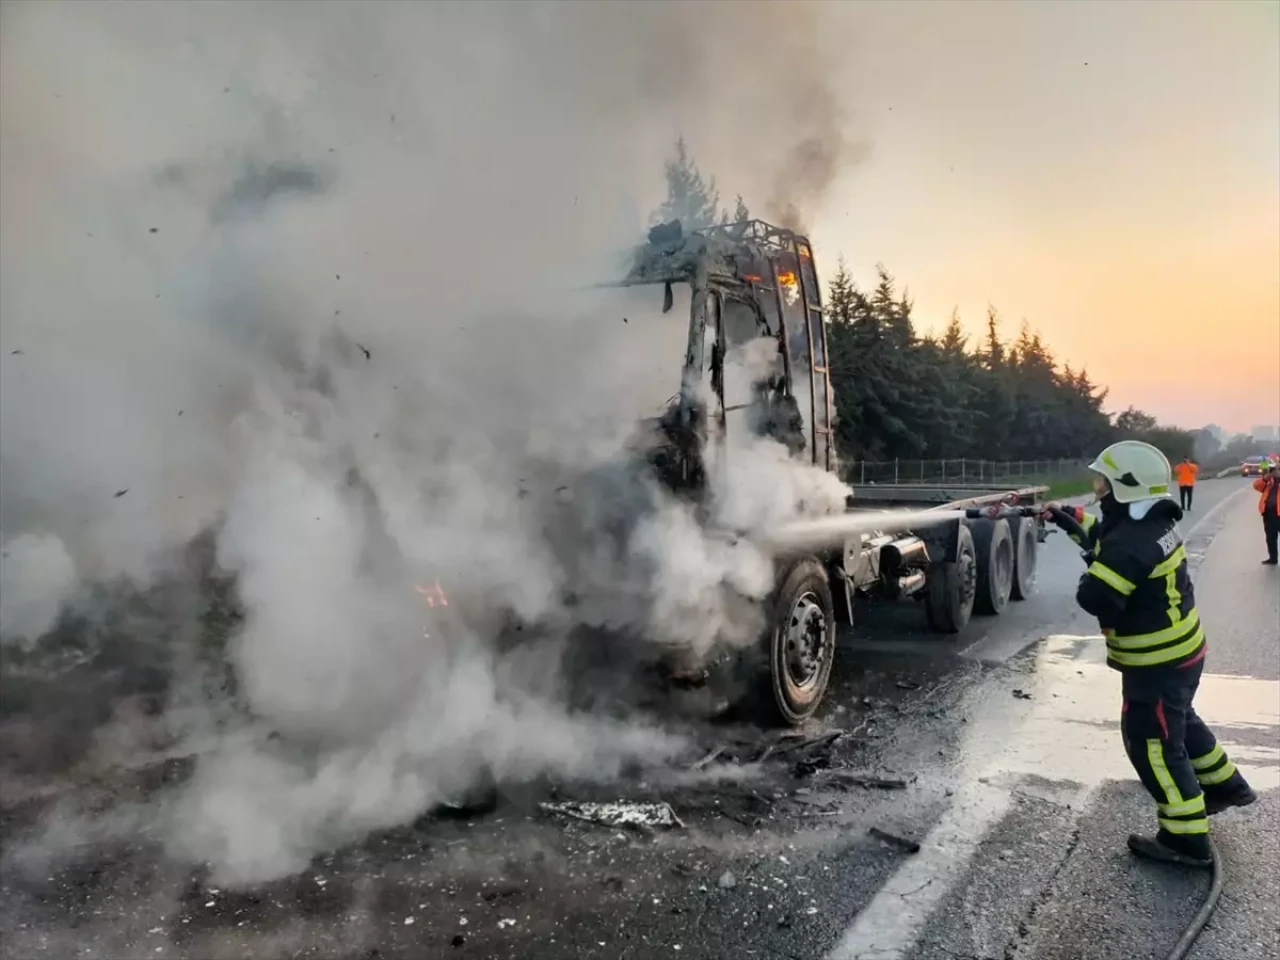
[
  {"xmin": 777, "ymin": 270, "xmax": 798, "ymax": 287},
  {"xmin": 415, "ymin": 581, "xmax": 449, "ymax": 607}
]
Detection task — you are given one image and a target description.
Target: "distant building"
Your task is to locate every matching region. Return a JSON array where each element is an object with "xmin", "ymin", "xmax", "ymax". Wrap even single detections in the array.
[{"xmin": 1249, "ymin": 424, "xmax": 1279, "ymax": 443}]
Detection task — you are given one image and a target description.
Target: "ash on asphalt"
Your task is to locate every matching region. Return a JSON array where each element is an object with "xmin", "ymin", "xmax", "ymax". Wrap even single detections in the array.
[{"xmin": 0, "ymin": 632, "xmax": 993, "ymax": 960}]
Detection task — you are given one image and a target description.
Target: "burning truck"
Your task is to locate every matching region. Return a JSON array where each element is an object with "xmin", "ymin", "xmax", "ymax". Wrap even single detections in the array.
[{"xmin": 584, "ymin": 218, "xmax": 1049, "ymax": 725}]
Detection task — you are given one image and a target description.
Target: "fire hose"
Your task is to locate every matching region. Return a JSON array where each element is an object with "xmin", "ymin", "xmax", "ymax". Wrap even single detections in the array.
[{"xmin": 965, "ymin": 501, "xmax": 1225, "ymax": 959}]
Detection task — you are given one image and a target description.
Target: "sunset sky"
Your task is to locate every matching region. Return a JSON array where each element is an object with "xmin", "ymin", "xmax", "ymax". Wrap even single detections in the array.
[{"xmin": 803, "ymin": 1, "xmax": 1279, "ymax": 435}]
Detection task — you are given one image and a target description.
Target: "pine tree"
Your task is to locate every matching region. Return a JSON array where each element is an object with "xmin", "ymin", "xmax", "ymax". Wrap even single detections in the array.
[
  {"xmin": 1115, "ymin": 407, "xmax": 1158, "ymax": 434},
  {"xmin": 981, "ymin": 306, "xmax": 1005, "ymax": 369},
  {"xmin": 732, "ymin": 195, "xmax": 750, "ymax": 222},
  {"xmin": 825, "ymin": 257, "xmax": 856, "ymax": 325},
  {"xmin": 651, "ymin": 136, "xmax": 722, "ymax": 230},
  {"xmin": 940, "ymin": 309, "xmax": 967, "ymax": 355}
]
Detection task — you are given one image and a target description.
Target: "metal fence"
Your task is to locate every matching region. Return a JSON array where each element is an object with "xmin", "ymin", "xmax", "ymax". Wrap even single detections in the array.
[{"xmin": 843, "ymin": 458, "xmax": 1092, "ymax": 485}]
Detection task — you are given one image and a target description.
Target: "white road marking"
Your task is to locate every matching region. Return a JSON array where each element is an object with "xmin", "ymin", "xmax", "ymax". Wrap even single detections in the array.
[
  {"xmin": 828, "ymin": 781, "xmax": 1013, "ymax": 960},
  {"xmin": 1183, "ymin": 481, "xmax": 1253, "ymax": 540},
  {"xmin": 828, "ymin": 511, "xmax": 1280, "ymax": 960}
]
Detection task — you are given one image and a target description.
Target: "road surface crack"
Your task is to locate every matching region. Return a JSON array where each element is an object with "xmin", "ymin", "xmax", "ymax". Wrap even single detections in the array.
[
  {"xmin": 895, "ymin": 877, "xmax": 936, "ymax": 899},
  {"xmin": 1003, "ymin": 825, "xmax": 1082, "ymax": 960}
]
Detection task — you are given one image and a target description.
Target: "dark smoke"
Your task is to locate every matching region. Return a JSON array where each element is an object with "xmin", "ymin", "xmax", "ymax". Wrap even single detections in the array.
[{"xmin": 209, "ymin": 161, "xmax": 332, "ymax": 223}]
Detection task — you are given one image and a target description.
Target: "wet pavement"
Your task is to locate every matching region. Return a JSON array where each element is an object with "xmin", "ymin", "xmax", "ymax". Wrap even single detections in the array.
[{"xmin": 2, "ymin": 478, "xmax": 1276, "ymax": 960}]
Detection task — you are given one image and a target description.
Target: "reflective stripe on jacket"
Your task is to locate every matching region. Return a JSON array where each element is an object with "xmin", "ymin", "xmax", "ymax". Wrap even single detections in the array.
[{"xmin": 1073, "ymin": 499, "xmax": 1204, "ymax": 671}]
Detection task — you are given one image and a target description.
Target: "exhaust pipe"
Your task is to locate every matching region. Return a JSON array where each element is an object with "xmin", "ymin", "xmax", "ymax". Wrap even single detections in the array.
[
  {"xmin": 882, "ymin": 536, "xmax": 928, "ymax": 572},
  {"xmin": 888, "ymin": 569, "xmax": 927, "ymax": 599}
]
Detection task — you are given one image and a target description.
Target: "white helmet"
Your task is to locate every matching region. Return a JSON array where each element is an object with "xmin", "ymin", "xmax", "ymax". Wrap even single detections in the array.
[{"xmin": 1089, "ymin": 440, "xmax": 1174, "ymax": 505}]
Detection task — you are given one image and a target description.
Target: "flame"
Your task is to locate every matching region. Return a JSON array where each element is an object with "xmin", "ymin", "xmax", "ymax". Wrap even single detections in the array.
[
  {"xmin": 777, "ymin": 270, "xmax": 800, "ymax": 306},
  {"xmin": 415, "ymin": 581, "xmax": 449, "ymax": 607},
  {"xmin": 742, "ymin": 272, "xmax": 763, "ymax": 283}
]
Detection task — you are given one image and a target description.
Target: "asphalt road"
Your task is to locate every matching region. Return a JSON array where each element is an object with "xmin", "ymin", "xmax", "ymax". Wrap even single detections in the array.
[{"xmin": 1, "ymin": 478, "xmax": 1274, "ymax": 960}]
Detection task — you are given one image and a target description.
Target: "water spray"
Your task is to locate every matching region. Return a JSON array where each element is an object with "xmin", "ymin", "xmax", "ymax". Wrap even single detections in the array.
[{"xmin": 761, "ymin": 508, "xmax": 966, "ymax": 555}]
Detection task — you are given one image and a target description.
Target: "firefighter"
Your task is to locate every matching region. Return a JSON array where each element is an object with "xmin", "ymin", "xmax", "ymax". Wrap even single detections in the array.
[
  {"xmin": 1255, "ymin": 458, "xmax": 1280, "ymax": 565},
  {"xmin": 1173, "ymin": 456, "xmax": 1199, "ymax": 511},
  {"xmin": 1044, "ymin": 440, "xmax": 1255, "ymax": 867}
]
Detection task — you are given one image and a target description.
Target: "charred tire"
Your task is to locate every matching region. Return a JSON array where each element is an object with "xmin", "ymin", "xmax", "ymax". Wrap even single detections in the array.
[
  {"xmin": 761, "ymin": 558, "xmax": 836, "ymax": 727},
  {"xmin": 971, "ymin": 518, "xmax": 1014, "ymax": 616},
  {"xmin": 1009, "ymin": 515, "xmax": 1038, "ymax": 601},
  {"xmin": 924, "ymin": 524, "xmax": 977, "ymax": 634}
]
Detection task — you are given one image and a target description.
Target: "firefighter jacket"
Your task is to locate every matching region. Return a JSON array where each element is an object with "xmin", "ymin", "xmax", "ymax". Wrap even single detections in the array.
[
  {"xmin": 1063, "ymin": 499, "xmax": 1204, "ymax": 672},
  {"xmin": 1253, "ymin": 476, "xmax": 1280, "ymax": 516}
]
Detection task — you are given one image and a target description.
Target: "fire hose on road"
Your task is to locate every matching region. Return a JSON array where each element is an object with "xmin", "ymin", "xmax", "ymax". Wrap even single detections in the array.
[{"xmin": 965, "ymin": 502, "xmax": 1226, "ymax": 960}]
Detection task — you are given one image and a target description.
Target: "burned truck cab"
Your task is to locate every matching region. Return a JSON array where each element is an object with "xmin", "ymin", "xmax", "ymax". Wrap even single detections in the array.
[{"xmin": 622, "ymin": 219, "xmax": 838, "ymax": 487}]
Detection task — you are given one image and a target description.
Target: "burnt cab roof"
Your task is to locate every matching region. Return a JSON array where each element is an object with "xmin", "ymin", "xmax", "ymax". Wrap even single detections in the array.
[{"xmin": 622, "ymin": 219, "xmax": 816, "ymax": 292}]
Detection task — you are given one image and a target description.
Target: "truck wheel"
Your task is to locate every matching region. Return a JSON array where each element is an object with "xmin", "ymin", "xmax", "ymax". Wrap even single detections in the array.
[
  {"xmin": 1009, "ymin": 515, "xmax": 1038, "ymax": 601},
  {"xmin": 763, "ymin": 558, "xmax": 835, "ymax": 726},
  {"xmin": 924, "ymin": 524, "xmax": 976, "ymax": 633},
  {"xmin": 971, "ymin": 518, "xmax": 1014, "ymax": 616}
]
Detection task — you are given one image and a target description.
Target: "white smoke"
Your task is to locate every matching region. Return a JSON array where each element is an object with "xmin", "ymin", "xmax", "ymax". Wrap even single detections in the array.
[
  {"xmin": 0, "ymin": 0, "xmax": 858, "ymax": 886},
  {"xmin": 0, "ymin": 534, "xmax": 77, "ymax": 648}
]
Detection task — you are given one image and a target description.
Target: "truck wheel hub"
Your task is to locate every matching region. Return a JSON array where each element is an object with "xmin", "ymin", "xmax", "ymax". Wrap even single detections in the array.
[
  {"xmin": 958, "ymin": 552, "xmax": 977, "ymax": 605},
  {"xmin": 784, "ymin": 594, "xmax": 827, "ymax": 687}
]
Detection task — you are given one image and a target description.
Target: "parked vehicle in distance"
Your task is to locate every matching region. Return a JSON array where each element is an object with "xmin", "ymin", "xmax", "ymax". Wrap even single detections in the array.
[{"xmin": 1241, "ymin": 455, "xmax": 1267, "ymax": 477}]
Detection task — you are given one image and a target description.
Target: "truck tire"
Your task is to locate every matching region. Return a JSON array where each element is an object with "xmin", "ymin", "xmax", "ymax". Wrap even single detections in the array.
[
  {"xmin": 1009, "ymin": 515, "xmax": 1038, "ymax": 601},
  {"xmin": 924, "ymin": 524, "xmax": 976, "ymax": 633},
  {"xmin": 761, "ymin": 558, "xmax": 836, "ymax": 726},
  {"xmin": 971, "ymin": 518, "xmax": 1014, "ymax": 616}
]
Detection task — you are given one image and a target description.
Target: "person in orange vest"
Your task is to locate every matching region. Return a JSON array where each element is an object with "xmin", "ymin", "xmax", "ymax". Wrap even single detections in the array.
[
  {"xmin": 1254, "ymin": 459, "xmax": 1280, "ymax": 565},
  {"xmin": 1173, "ymin": 456, "xmax": 1199, "ymax": 511}
]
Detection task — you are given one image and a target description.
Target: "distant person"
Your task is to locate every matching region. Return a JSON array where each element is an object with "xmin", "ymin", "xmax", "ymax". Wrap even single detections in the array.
[
  {"xmin": 1174, "ymin": 456, "xmax": 1199, "ymax": 511},
  {"xmin": 1042, "ymin": 440, "xmax": 1255, "ymax": 869},
  {"xmin": 1254, "ymin": 459, "xmax": 1280, "ymax": 565}
]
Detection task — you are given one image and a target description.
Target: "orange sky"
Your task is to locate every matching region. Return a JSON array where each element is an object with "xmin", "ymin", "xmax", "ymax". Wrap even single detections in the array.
[{"xmin": 803, "ymin": 1, "xmax": 1279, "ymax": 434}]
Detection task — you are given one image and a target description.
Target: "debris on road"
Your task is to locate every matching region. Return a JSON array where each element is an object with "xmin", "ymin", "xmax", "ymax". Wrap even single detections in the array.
[
  {"xmin": 436, "ymin": 785, "xmax": 499, "ymax": 818},
  {"xmin": 758, "ymin": 729, "xmax": 846, "ymax": 775},
  {"xmin": 539, "ymin": 800, "xmax": 685, "ymax": 830},
  {"xmin": 717, "ymin": 870, "xmax": 737, "ymax": 890},
  {"xmin": 690, "ymin": 746, "xmax": 725, "ymax": 771},
  {"xmin": 821, "ymin": 770, "xmax": 912, "ymax": 791},
  {"xmin": 869, "ymin": 826, "xmax": 921, "ymax": 854},
  {"xmin": 1012, "ymin": 688, "xmax": 1033, "ymax": 700},
  {"xmin": 763, "ymin": 729, "xmax": 844, "ymax": 760}
]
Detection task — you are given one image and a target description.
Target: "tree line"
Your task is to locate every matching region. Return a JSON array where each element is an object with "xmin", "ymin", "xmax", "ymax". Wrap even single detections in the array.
[{"xmin": 651, "ymin": 140, "xmax": 1202, "ymax": 466}]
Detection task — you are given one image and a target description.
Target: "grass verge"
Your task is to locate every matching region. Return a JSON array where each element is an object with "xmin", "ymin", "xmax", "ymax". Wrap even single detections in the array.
[{"xmin": 1044, "ymin": 476, "xmax": 1094, "ymax": 500}]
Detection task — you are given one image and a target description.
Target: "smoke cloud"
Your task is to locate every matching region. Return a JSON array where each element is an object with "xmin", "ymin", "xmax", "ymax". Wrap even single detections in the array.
[{"xmin": 0, "ymin": 0, "xmax": 858, "ymax": 886}]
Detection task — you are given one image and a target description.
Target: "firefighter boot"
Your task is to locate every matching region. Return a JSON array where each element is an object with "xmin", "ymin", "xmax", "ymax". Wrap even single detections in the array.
[
  {"xmin": 1127, "ymin": 830, "xmax": 1214, "ymax": 869},
  {"xmin": 1203, "ymin": 773, "xmax": 1258, "ymax": 815}
]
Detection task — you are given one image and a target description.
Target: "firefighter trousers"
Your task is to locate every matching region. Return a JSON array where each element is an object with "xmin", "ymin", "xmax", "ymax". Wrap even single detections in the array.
[{"xmin": 1120, "ymin": 659, "xmax": 1239, "ymax": 843}]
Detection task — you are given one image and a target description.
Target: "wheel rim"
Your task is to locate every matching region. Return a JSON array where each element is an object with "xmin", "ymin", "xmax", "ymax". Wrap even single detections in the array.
[
  {"xmin": 1020, "ymin": 528, "xmax": 1037, "ymax": 587},
  {"xmin": 957, "ymin": 549, "xmax": 977, "ymax": 608},
  {"xmin": 995, "ymin": 539, "xmax": 1014, "ymax": 593},
  {"xmin": 783, "ymin": 592, "xmax": 828, "ymax": 690}
]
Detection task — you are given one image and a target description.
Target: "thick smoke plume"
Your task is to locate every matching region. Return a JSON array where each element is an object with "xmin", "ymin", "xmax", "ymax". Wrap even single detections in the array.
[{"xmin": 0, "ymin": 0, "xmax": 857, "ymax": 885}]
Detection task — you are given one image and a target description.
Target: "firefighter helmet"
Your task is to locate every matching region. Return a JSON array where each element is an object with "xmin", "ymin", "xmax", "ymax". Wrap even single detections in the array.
[{"xmin": 1088, "ymin": 440, "xmax": 1174, "ymax": 505}]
